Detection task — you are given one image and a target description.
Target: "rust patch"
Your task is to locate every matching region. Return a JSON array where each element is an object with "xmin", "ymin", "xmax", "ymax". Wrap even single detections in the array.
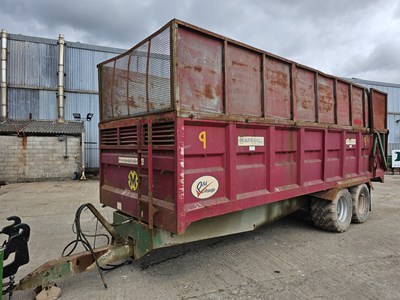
[
  {"xmin": 193, "ymin": 85, "xmax": 214, "ymax": 100},
  {"xmin": 194, "ymin": 66, "xmax": 202, "ymax": 73},
  {"xmin": 194, "ymin": 89, "xmax": 203, "ymax": 98},
  {"xmin": 270, "ymin": 70, "xmax": 289, "ymax": 88},
  {"xmin": 22, "ymin": 136, "xmax": 27, "ymax": 149},
  {"xmin": 21, "ymin": 136, "xmax": 27, "ymax": 167},
  {"xmin": 232, "ymin": 60, "xmax": 247, "ymax": 67},
  {"xmin": 204, "ymin": 84, "xmax": 213, "ymax": 99},
  {"xmin": 127, "ymin": 96, "xmax": 136, "ymax": 107},
  {"xmin": 319, "ymin": 95, "xmax": 333, "ymax": 113},
  {"xmin": 301, "ymin": 100, "xmax": 312, "ymax": 109}
]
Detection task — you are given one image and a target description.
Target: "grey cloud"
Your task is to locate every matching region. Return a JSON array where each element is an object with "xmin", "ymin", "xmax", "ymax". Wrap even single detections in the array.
[
  {"xmin": 0, "ymin": 0, "xmax": 399, "ymax": 83},
  {"xmin": 342, "ymin": 41, "xmax": 400, "ymax": 82}
]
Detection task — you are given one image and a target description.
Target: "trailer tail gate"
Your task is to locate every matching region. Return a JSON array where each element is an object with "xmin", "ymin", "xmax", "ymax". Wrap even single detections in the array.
[{"xmin": 98, "ymin": 19, "xmax": 387, "ymax": 235}]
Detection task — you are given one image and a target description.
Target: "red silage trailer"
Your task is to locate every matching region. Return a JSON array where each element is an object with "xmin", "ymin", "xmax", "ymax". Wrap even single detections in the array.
[{"xmin": 98, "ymin": 19, "xmax": 387, "ymax": 259}]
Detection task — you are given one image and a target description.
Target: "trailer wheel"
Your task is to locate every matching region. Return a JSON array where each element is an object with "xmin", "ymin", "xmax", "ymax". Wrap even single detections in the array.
[
  {"xmin": 350, "ymin": 184, "xmax": 370, "ymax": 223},
  {"xmin": 311, "ymin": 189, "xmax": 352, "ymax": 233}
]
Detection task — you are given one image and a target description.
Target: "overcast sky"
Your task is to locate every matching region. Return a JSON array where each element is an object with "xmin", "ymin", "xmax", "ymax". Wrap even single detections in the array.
[{"xmin": 1, "ymin": 0, "xmax": 399, "ymax": 83}]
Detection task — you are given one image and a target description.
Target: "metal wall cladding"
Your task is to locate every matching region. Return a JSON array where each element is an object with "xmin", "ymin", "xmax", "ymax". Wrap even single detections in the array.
[
  {"xmin": 8, "ymin": 88, "xmax": 57, "ymax": 120},
  {"xmin": 6, "ymin": 33, "xmax": 124, "ymax": 168},
  {"xmin": 7, "ymin": 38, "xmax": 58, "ymax": 88},
  {"xmin": 65, "ymin": 92, "xmax": 100, "ymax": 168},
  {"xmin": 8, "ymin": 88, "xmax": 39, "ymax": 119},
  {"xmin": 65, "ymin": 46, "xmax": 117, "ymax": 92}
]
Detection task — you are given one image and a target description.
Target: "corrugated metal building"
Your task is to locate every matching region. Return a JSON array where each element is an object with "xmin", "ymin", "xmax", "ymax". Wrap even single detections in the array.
[
  {"xmin": 0, "ymin": 32, "xmax": 124, "ymax": 169},
  {"xmin": 349, "ymin": 78, "xmax": 400, "ymax": 155}
]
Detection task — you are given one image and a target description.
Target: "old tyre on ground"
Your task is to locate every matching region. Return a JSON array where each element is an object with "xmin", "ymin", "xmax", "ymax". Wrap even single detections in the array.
[
  {"xmin": 311, "ymin": 189, "xmax": 352, "ymax": 233},
  {"xmin": 349, "ymin": 184, "xmax": 370, "ymax": 223}
]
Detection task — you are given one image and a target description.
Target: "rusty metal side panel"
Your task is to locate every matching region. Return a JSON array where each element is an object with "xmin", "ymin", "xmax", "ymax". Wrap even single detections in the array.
[
  {"xmin": 318, "ymin": 75, "xmax": 335, "ymax": 123},
  {"xmin": 296, "ymin": 67, "xmax": 316, "ymax": 122},
  {"xmin": 179, "ymin": 118, "xmax": 377, "ymax": 232},
  {"xmin": 336, "ymin": 81, "xmax": 351, "ymax": 126},
  {"xmin": 274, "ymin": 127, "xmax": 298, "ymax": 189},
  {"xmin": 326, "ymin": 130, "xmax": 342, "ymax": 180},
  {"xmin": 226, "ymin": 44, "xmax": 262, "ymax": 116},
  {"xmin": 264, "ymin": 57, "xmax": 291, "ymax": 119},
  {"xmin": 99, "ymin": 114, "xmax": 177, "ymax": 233},
  {"xmin": 345, "ymin": 132, "xmax": 358, "ymax": 176},
  {"xmin": 352, "ymin": 86, "xmax": 364, "ymax": 127},
  {"xmin": 177, "ymin": 28, "xmax": 223, "ymax": 113},
  {"xmin": 370, "ymin": 89, "xmax": 387, "ymax": 131},
  {"xmin": 303, "ymin": 129, "xmax": 324, "ymax": 184}
]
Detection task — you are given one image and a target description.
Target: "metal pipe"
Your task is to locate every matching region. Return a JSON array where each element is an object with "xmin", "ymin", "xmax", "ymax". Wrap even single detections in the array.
[
  {"xmin": 57, "ymin": 34, "xmax": 65, "ymax": 123},
  {"xmin": 1, "ymin": 29, "xmax": 7, "ymax": 120}
]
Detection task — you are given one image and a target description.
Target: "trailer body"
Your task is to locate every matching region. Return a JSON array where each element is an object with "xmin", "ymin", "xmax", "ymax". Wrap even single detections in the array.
[{"xmin": 97, "ymin": 20, "xmax": 387, "ymax": 252}]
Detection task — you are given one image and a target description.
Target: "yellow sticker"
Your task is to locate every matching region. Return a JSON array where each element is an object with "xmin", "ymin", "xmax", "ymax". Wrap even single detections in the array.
[{"xmin": 128, "ymin": 170, "xmax": 139, "ymax": 191}]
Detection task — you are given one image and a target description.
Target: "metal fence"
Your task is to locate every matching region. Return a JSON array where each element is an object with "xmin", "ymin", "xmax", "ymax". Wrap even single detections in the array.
[{"xmin": 4, "ymin": 33, "xmax": 124, "ymax": 168}]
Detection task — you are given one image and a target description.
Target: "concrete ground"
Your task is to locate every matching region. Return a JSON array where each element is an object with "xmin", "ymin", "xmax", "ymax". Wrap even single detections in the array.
[{"xmin": 1, "ymin": 176, "xmax": 400, "ymax": 300}]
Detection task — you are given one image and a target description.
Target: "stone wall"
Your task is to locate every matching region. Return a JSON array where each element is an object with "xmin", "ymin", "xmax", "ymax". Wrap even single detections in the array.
[{"xmin": 0, "ymin": 135, "xmax": 81, "ymax": 182}]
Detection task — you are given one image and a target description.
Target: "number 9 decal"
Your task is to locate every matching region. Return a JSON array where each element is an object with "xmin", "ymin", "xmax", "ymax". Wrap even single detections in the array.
[{"xmin": 199, "ymin": 131, "xmax": 206, "ymax": 149}]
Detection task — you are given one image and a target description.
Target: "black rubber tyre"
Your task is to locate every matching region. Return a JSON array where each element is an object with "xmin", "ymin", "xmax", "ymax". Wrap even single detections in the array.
[
  {"xmin": 349, "ymin": 184, "xmax": 370, "ymax": 223},
  {"xmin": 311, "ymin": 189, "xmax": 352, "ymax": 233}
]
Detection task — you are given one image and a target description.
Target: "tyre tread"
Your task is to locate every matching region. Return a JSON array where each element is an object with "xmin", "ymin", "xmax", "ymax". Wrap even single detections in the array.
[{"xmin": 311, "ymin": 189, "xmax": 352, "ymax": 233}]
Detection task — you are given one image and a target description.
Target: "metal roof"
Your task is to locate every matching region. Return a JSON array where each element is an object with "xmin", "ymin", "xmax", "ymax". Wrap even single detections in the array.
[{"xmin": 0, "ymin": 120, "xmax": 84, "ymax": 135}]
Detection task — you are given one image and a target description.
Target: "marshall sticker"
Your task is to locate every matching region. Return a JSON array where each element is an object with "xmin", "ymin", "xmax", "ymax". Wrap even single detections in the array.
[
  {"xmin": 238, "ymin": 136, "xmax": 264, "ymax": 147},
  {"xmin": 191, "ymin": 176, "xmax": 219, "ymax": 200},
  {"xmin": 346, "ymin": 138, "xmax": 356, "ymax": 146},
  {"xmin": 346, "ymin": 138, "xmax": 356, "ymax": 148},
  {"xmin": 118, "ymin": 157, "xmax": 144, "ymax": 165}
]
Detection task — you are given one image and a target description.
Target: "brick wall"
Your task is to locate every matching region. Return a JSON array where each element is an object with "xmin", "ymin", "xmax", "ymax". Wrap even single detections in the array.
[{"xmin": 0, "ymin": 135, "xmax": 81, "ymax": 182}]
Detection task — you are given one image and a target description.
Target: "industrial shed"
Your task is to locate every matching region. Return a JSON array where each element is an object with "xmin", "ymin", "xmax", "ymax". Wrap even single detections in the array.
[
  {"xmin": 0, "ymin": 30, "xmax": 124, "ymax": 172},
  {"xmin": 0, "ymin": 119, "xmax": 84, "ymax": 182}
]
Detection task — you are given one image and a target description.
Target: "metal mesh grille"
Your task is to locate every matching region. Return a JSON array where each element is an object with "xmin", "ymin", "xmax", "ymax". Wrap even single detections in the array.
[
  {"xmin": 100, "ymin": 26, "xmax": 171, "ymax": 121},
  {"xmin": 127, "ymin": 42, "xmax": 149, "ymax": 115},
  {"xmin": 101, "ymin": 61, "xmax": 115, "ymax": 120},
  {"xmin": 148, "ymin": 28, "xmax": 171, "ymax": 112}
]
